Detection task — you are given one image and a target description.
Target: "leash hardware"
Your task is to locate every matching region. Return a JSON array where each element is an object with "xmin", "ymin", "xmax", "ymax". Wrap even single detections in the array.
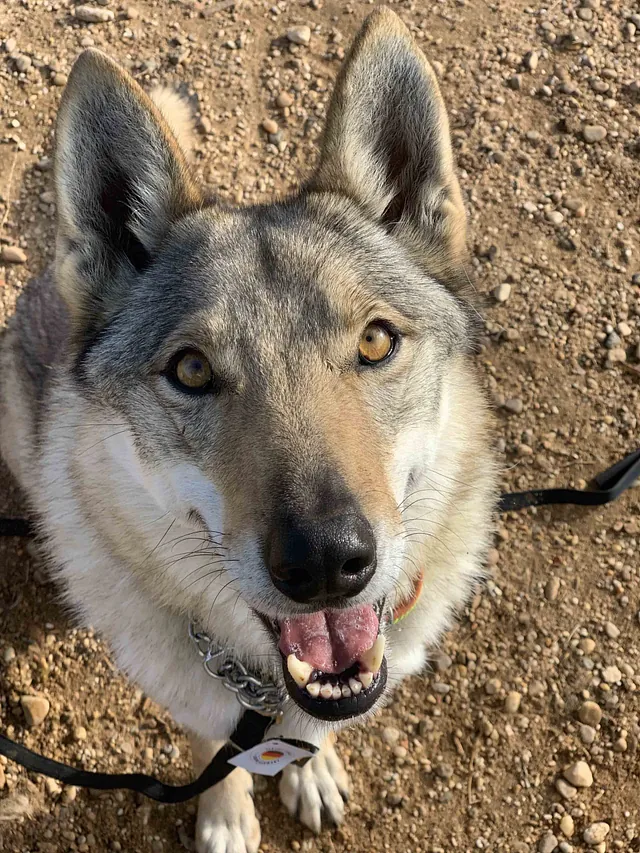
[{"xmin": 188, "ymin": 620, "xmax": 285, "ymax": 718}]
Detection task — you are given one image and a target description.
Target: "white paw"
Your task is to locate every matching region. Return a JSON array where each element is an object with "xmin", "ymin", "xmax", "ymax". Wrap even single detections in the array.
[
  {"xmin": 195, "ymin": 773, "xmax": 260, "ymax": 853},
  {"xmin": 278, "ymin": 741, "xmax": 350, "ymax": 834}
]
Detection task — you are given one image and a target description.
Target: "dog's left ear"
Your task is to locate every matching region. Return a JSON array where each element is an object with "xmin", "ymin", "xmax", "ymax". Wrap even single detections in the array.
[
  {"xmin": 54, "ymin": 49, "xmax": 202, "ymax": 338},
  {"xmin": 309, "ymin": 8, "xmax": 466, "ymax": 273}
]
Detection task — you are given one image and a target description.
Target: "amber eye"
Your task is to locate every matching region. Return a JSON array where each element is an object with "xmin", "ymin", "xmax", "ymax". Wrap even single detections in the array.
[
  {"xmin": 358, "ymin": 323, "xmax": 395, "ymax": 365},
  {"xmin": 168, "ymin": 350, "xmax": 213, "ymax": 393}
]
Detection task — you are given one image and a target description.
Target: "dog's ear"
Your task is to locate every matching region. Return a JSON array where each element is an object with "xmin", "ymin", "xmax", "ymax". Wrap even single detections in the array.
[
  {"xmin": 54, "ymin": 49, "xmax": 202, "ymax": 337},
  {"xmin": 309, "ymin": 8, "xmax": 466, "ymax": 273}
]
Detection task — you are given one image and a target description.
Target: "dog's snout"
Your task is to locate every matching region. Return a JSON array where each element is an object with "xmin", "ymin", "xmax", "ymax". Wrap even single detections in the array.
[{"xmin": 268, "ymin": 512, "xmax": 376, "ymax": 604}]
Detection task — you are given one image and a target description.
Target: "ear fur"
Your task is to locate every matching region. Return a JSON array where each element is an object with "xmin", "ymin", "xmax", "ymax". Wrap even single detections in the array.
[
  {"xmin": 309, "ymin": 8, "xmax": 467, "ymax": 276},
  {"xmin": 54, "ymin": 49, "xmax": 202, "ymax": 338}
]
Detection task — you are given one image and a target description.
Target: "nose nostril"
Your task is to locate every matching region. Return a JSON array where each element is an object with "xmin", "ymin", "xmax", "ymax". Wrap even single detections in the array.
[{"xmin": 341, "ymin": 555, "xmax": 373, "ymax": 577}]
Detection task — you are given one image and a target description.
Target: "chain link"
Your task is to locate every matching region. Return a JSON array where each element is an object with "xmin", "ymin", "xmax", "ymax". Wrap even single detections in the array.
[{"xmin": 188, "ymin": 621, "xmax": 285, "ymax": 718}]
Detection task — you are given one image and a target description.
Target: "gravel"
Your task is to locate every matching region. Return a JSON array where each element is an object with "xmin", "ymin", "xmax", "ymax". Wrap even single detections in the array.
[{"xmin": 1, "ymin": 0, "xmax": 639, "ymax": 850}]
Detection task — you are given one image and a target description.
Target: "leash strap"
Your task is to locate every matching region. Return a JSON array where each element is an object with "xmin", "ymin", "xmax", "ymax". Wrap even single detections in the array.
[
  {"xmin": 0, "ymin": 517, "xmax": 34, "ymax": 537},
  {"xmin": 498, "ymin": 447, "xmax": 640, "ymax": 512},
  {"xmin": 0, "ymin": 711, "xmax": 271, "ymax": 804}
]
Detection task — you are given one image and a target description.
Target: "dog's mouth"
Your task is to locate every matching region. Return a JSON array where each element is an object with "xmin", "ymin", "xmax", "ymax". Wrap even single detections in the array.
[{"xmin": 266, "ymin": 600, "xmax": 388, "ymax": 721}]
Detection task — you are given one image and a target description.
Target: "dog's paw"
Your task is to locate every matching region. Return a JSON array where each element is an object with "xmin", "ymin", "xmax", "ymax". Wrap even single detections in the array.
[
  {"xmin": 195, "ymin": 771, "xmax": 260, "ymax": 853},
  {"xmin": 278, "ymin": 739, "xmax": 350, "ymax": 834}
]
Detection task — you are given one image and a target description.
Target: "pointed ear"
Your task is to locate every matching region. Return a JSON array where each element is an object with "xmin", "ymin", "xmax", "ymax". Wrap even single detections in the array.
[
  {"xmin": 54, "ymin": 49, "xmax": 202, "ymax": 338},
  {"xmin": 309, "ymin": 8, "xmax": 467, "ymax": 274}
]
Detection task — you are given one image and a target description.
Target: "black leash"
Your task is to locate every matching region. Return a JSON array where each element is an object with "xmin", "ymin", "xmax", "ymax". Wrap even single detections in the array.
[
  {"xmin": 0, "ymin": 711, "xmax": 271, "ymax": 804},
  {"xmin": 0, "ymin": 446, "xmax": 638, "ymax": 803},
  {"xmin": 0, "ymin": 517, "xmax": 34, "ymax": 537},
  {"xmin": 498, "ymin": 447, "xmax": 640, "ymax": 512}
]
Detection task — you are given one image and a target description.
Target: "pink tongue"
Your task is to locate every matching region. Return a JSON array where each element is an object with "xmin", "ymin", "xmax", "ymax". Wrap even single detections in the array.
[{"xmin": 278, "ymin": 604, "xmax": 379, "ymax": 674}]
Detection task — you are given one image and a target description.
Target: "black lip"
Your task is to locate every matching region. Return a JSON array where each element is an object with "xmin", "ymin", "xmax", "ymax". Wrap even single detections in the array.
[{"xmin": 282, "ymin": 656, "xmax": 388, "ymax": 721}]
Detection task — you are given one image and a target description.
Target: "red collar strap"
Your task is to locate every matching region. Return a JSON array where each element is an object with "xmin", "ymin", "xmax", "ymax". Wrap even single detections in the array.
[{"xmin": 392, "ymin": 570, "xmax": 424, "ymax": 624}]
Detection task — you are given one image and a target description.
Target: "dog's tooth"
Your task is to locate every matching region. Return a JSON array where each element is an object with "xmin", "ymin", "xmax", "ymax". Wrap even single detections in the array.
[
  {"xmin": 341, "ymin": 684, "xmax": 352, "ymax": 698},
  {"xmin": 306, "ymin": 681, "xmax": 321, "ymax": 698},
  {"xmin": 360, "ymin": 635, "xmax": 385, "ymax": 674},
  {"xmin": 286, "ymin": 653, "xmax": 313, "ymax": 688},
  {"xmin": 320, "ymin": 683, "xmax": 334, "ymax": 700},
  {"xmin": 359, "ymin": 671, "xmax": 373, "ymax": 690},
  {"xmin": 332, "ymin": 685, "xmax": 342, "ymax": 700},
  {"xmin": 349, "ymin": 677, "xmax": 362, "ymax": 695}
]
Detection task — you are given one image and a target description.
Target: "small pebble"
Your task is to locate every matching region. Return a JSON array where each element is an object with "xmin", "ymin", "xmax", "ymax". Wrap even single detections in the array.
[
  {"xmin": 604, "ymin": 621, "xmax": 620, "ymax": 639},
  {"xmin": 555, "ymin": 778, "xmax": 578, "ymax": 800},
  {"xmin": 504, "ymin": 398, "xmax": 524, "ymax": 415},
  {"xmin": 74, "ymin": 5, "xmax": 115, "ymax": 22},
  {"xmin": 45, "ymin": 778, "xmax": 61, "ymax": 796},
  {"xmin": 1, "ymin": 246, "xmax": 27, "ymax": 264},
  {"xmin": 276, "ymin": 92, "xmax": 294, "ymax": 108},
  {"xmin": 545, "ymin": 577, "xmax": 560, "ymax": 601},
  {"xmin": 505, "ymin": 691, "xmax": 522, "ymax": 714},
  {"xmin": 583, "ymin": 823, "xmax": 610, "ymax": 845},
  {"xmin": 559, "ymin": 815, "xmax": 574, "ymax": 838},
  {"xmin": 74, "ymin": 726, "xmax": 88, "ymax": 742},
  {"xmin": 262, "ymin": 119, "xmax": 279, "ymax": 135},
  {"xmin": 287, "ymin": 26, "xmax": 311, "ymax": 46},
  {"xmin": 578, "ymin": 701, "xmax": 602, "ymax": 726},
  {"xmin": 14, "ymin": 55, "xmax": 32, "ymax": 73},
  {"xmin": 563, "ymin": 760, "xmax": 593, "ymax": 788},
  {"xmin": 546, "ymin": 210, "xmax": 564, "ymax": 226},
  {"xmin": 21, "ymin": 695, "xmax": 51, "ymax": 727},
  {"xmin": 602, "ymin": 664, "xmax": 622, "ymax": 683},
  {"xmin": 381, "ymin": 727, "xmax": 401, "ymax": 746},
  {"xmin": 538, "ymin": 832, "xmax": 558, "ymax": 853},
  {"xmin": 582, "ymin": 125, "xmax": 607, "ymax": 143},
  {"xmin": 493, "ymin": 283, "xmax": 512, "ymax": 302},
  {"xmin": 579, "ymin": 638, "xmax": 596, "ymax": 654},
  {"xmin": 579, "ymin": 724, "xmax": 597, "ymax": 745}
]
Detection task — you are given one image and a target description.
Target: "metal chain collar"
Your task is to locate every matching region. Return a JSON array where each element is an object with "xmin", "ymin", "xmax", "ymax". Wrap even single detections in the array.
[{"xmin": 188, "ymin": 621, "xmax": 285, "ymax": 718}]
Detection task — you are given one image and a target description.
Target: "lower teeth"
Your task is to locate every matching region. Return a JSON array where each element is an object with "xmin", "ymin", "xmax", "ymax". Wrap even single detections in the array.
[{"xmin": 304, "ymin": 670, "xmax": 376, "ymax": 700}]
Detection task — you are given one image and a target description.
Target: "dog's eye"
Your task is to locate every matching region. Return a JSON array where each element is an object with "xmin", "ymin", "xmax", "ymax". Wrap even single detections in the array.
[
  {"xmin": 167, "ymin": 350, "xmax": 213, "ymax": 393},
  {"xmin": 358, "ymin": 323, "xmax": 395, "ymax": 365}
]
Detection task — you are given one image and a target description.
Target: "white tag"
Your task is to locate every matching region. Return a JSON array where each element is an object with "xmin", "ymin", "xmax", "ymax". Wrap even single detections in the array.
[{"xmin": 227, "ymin": 739, "xmax": 316, "ymax": 777}]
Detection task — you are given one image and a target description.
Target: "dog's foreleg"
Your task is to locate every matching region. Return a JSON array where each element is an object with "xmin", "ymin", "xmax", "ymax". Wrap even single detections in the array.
[
  {"xmin": 189, "ymin": 732, "xmax": 260, "ymax": 853},
  {"xmin": 278, "ymin": 733, "xmax": 350, "ymax": 834}
]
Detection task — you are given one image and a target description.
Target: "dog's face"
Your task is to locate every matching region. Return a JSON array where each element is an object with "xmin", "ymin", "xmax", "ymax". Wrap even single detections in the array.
[{"xmin": 53, "ymin": 11, "xmax": 479, "ymax": 721}]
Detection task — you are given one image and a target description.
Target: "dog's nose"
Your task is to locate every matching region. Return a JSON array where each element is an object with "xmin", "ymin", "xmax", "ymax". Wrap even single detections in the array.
[{"xmin": 267, "ymin": 512, "xmax": 376, "ymax": 604}]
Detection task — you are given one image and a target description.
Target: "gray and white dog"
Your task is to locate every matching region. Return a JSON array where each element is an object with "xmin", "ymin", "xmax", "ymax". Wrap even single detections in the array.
[{"xmin": 0, "ymin": 8, "xmax": 496, "ymax": 851}]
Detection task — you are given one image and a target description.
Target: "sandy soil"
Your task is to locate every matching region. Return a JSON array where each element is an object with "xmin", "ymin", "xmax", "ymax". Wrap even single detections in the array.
[{"xmin": 1, "ymin": 0, "xmax": 639, "ymax": 851}]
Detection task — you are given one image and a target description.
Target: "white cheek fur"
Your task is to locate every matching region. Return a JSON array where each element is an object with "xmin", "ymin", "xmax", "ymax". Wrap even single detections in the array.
[{"xmin": 108, "ymin": 430, "xmax": 224, "ymax": 531}]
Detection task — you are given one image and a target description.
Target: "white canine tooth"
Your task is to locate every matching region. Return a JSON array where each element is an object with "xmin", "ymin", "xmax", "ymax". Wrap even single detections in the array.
[
  {"xmin": 360, "ymin": 635, "xmax": 385, "ymax": 674},
  {"xmin": 349, "ymin": 678, "xmax": 362, "ymax": 695},
  {"xmin": 287, "ymin": 653, "xmax": 314, "ymax": 688},
  {"xmin": 306, "ymin": 681, "xmax": 321, "ymax": 698},
  {"xmin": 320, "ymin": 683, "xmax": 334, "ymax": 700},
  {"xmin": 341, "ymin": 684, "xmax": 352, "ymax": 698},
  {"xmin": 359, "ymin": 671, "xmax": 374, "ymax": 689},
  {"xmin": 332, "ymin": 684, "xmax": 342, "ymax": 700}
]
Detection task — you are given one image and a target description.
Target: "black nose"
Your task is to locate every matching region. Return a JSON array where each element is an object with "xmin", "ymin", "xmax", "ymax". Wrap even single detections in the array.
[{"xmin": 267, "ymin": 512, "xmax": 377, "ymax": 604}]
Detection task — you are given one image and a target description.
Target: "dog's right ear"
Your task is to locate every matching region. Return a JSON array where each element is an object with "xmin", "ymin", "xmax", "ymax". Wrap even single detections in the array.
[{"xmin": 54, "ymin": 49, "xmax": 201, "ymax": 339}]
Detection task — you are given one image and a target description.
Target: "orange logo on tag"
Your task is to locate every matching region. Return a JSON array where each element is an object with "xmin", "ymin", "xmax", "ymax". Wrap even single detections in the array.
[{"xmin": 260, "ymin": 750, "xmax": 284, "ymax": 761}]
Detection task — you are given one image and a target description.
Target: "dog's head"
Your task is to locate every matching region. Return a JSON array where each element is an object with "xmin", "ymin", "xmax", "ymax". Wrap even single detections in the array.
[{"xmin": 54, "ymin": 9, "xmax": 481, "ymax": 721}]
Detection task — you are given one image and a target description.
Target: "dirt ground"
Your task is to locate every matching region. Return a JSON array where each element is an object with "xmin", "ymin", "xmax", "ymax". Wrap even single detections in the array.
[{"xmin": 1, "ymin": 0, "xmax": 639, "ymax": 851}]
